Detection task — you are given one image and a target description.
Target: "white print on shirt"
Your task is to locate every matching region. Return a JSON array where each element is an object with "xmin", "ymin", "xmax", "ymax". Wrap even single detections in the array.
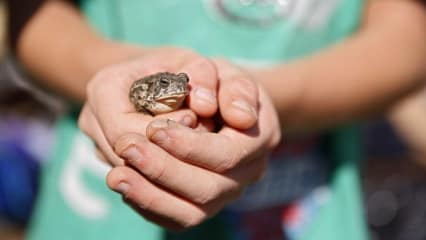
[
  {"xmin": 204, "ymin": 0, "xmax": 340, "ymax": 29},
  {"xmin": 288, "ymin": 0, "xmax": 339, "ymax": 29},
  {"xmin": 60, "ymin": 133, "xmax": 112, "ymax": 220}
]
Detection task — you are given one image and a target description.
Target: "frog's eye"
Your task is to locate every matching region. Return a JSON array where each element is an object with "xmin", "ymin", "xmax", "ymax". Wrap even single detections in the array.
[
  {"xmin": 159, "ymin": 78, "xmax": 170, "ymax": 87},
  {"xmin": 177, "ymin": 72, "xmax": 189, "ymax": 83}
]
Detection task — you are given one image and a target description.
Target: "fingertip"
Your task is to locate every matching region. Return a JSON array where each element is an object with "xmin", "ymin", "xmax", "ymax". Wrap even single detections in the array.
[
  {"xmin": 231, "ymin": 100, "xmax": 258, "ymax": 119},
  {"xmin": 216, "ymin": 69, "xmax": 259, "ymax": 129},
  {"xmin": 222, "ymin": 100, "xmax": 258, "ymax": 129},
  {"xmin": 106, "ymin": 166, "xmax": 129, "ymax": 192},
  {"xmin": 176, "ymin": 112, "xmax": 198, "ymax": 128},
  {"xmin": 146, "ymin": 115, "xmax": 194, "ymax": 142},
  {"xmin": 180, "ymin": 56, "xmax": 219, "ymax": 118},
  {"xmin": 158, "ymin": 110, "xmax": 198, "ymax": 128},
  {"xmin": 188, "ymin": 87, "xmax": 218, "ymax": 117}
]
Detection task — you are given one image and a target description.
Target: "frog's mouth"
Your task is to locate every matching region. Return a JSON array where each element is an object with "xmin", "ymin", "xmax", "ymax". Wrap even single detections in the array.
[{"xmin": 156, "ymin": 93, "xmax": 188, "ymax": 108}]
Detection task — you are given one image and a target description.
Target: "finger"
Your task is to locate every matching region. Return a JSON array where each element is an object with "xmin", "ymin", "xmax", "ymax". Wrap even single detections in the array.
[
  {"xmin": 146, "ymin": 119, "xmax": 259, "ymax": 172},
  {"xmin": 78, "ymin": 105, "xmax": 124, "ymax": 166},
  {"xmin": 114, "ymin": 133, "xmax": 241, "ymax": 205},
  {"xmin": 95, "ymin": 146, "xmax": 109, "ymax": 165},
  {"xmin": 214, "ymin": 59, "xmax": 259, "ymax": 129},
  {"xmin": 181, "ymin": 57, "xmax": 218, "ymax": 117},
  {"xmin": 106, "ymin": 166, "xmax": 210, "ymax": 228},
  {"xmin": 94, "ymin": 107, "xmax": 197, "ymax": 146}
]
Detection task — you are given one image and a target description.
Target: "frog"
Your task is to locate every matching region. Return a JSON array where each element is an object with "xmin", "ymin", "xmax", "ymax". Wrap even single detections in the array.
[{"xmin": 129, "ymin": 72, "xmax": 190, "ymax": 115}]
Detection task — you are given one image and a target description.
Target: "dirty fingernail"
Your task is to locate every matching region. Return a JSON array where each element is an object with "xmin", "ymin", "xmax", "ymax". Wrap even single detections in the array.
[
  {"xmin": 232, "ymin": 100, "xmax": 257, "ymax": 119},
  {"xmin": 194, "ymin": 87, "xmax": 216, "ymax": 105},
  {"xmin": 116, "ymin": 182, "xmax": 130, "ymax": 194}
]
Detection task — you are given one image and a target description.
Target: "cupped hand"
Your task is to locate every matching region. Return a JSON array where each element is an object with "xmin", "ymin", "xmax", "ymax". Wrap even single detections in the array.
[
  {"xmin": 106, "ymin": 59, "xmax": 281, "ymax": 230},
  {"xmin": 78, "ymin": 47, "xmax": 221, "ymax": 166}
]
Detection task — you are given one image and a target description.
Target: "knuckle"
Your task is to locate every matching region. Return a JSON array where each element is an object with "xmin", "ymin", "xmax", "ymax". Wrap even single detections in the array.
[
  {"xmin": 114, "ymin": 134, "xmax": 149, "ymax": 155},
  {"xmin": 194, "ymin": 57, "xmax": 216, "ymax": 75},
  {"xmin": 179, "ymin": 138, "xmax": 196, "ymax": 161},
  {"xmin": 148, "ymin": 154, "xmax": 168, "ymax": 182},
  {"xmin": 102, "ymin": 120, "xmax": 129, "ymax": 146},
  {"xmin": 115, "ymin": 180, "xmax": 159, "ymax": 212},
  {"xmin": 104, "ymin": 126, "xmax": 121, "ymax": 146},
  {"xmin": 194, "ymin": 176, "xmax": 220, "ymax": 205},
  {"xmin": 215, "ymin": 150, "xmax": 240, "ymax": 172},
  {"xmin": 166, "ymin": 128, "xmax": 196, "ymax": 160},
  {"xmin": 244, "ymin": 81, "xmax": 258, "ymax": 98},
  {"xmin": 229, "ymin": 76, "xmax": 258, "ymax": 100}
]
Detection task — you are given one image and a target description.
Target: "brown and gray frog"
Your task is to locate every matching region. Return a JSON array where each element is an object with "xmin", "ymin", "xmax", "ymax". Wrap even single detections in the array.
[{"xmin": 129, "ymin": 72, "xmax": 190, "ymax": 115}]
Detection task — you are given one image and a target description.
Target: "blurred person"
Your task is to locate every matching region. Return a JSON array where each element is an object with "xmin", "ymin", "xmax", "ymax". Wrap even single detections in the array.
[{"xmin": 6, "ymin": 1, "xmax": 426, "ymax": 240}]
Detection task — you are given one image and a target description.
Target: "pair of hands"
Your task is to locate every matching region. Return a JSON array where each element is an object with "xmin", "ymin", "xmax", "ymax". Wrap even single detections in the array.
[{"xmin": 78, "ymin": 47, "xmax": 281, "ymax": 230}]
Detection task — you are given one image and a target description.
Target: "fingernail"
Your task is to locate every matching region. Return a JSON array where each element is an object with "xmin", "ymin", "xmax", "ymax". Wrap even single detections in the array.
[
  {"xmin": 150, "ymin": 129, "xmax": 168, "ymax": 143},
  {"xmin": 194, "ymin": 87, "xmax": 216, "ymax": 105},
  {"xmin": 180, "ymin": 115, "xmax": 194, "ymax": 127},
  {"xmin": 150, "ymin": 119, "xmax": 169, "ymax": 129},
  {"xmin": 116, "ymin": 182, "xmax": 130, "ymax": 194},
  {"xmin": 122, "ymin": 147, "xmax": 143, "ymax": 164},
  {"xmin": 232, "ymin": 100, "xmax": 257, "ymax": 119}
]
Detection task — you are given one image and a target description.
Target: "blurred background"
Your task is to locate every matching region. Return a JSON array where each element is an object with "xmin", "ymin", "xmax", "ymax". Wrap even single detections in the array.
[
  {"xmin": 0, "ymin": 1, "xmax": 425, "ymax": 240},
  {"xmin": 0, "ymin": 1, "xmax": 60, "ymax": 239}
]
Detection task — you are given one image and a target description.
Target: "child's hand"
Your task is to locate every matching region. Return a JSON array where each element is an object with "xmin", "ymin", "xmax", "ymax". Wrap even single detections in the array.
[{"xmin": 104, "ymin": 59, "xmax": 281, "ymax": 230}]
